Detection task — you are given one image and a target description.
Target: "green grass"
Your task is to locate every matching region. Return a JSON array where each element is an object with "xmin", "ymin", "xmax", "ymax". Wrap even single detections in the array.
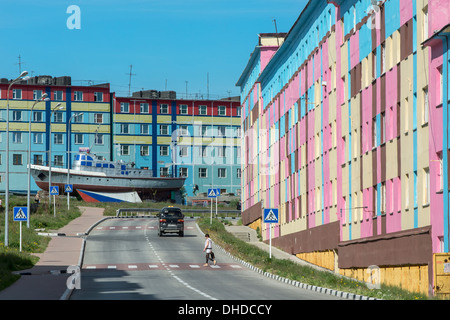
[
  {"xmin": 0, "ymin": 195, "xmax": 82, "ymax": 290},
  {"xmin": 197, "ymin": 217, "xmax": 431, "ymax": 300}
]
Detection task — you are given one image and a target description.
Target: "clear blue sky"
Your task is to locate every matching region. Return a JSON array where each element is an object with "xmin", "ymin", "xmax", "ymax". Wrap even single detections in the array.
[{"xmin": 1, "ymin": 0, "xmax": 308, "ymax": 99}]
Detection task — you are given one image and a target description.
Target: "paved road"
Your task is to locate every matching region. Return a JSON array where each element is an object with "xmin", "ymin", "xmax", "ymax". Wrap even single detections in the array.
[{"xmin": 70, "ymin": 217, "xmax": 341, "ymax": 300}]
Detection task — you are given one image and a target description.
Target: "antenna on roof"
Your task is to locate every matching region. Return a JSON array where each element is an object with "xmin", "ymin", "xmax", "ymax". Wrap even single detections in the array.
[
  {"xmin": 127, "ymin": 65, "xmax": 136, "ymax": 97},
  {"xmin": 273, "ymin": 19, "xmax": 280, "ymax": 47},
  {"xmin": 16, "ymin": 54, "xmax": 24, "ymax": 74}
]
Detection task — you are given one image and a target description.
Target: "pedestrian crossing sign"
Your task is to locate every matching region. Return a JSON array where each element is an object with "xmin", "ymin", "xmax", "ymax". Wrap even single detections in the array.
[
  {"xmin": 65, "ymin": 184, "xmax": 73, "ymax": 193},
  {"xmin": 207, "ymin": 188, "xmax": 218, "ymax": 198},
  {"xmin": 264, "ymin": 208, "xmax": 279, "ymax": 223},
  {"xmin": 13, "ymin": 207, "xmax": 28, "ymax": 221},
  {"xmin": 50, "ymin": 186, "xmax": 59, "ymax": 195}
]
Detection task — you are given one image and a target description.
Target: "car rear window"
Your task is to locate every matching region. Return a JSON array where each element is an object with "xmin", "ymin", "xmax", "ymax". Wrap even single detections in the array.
[{"xmin": 161, "ymin": 209, "xmax": 183, "ymax": 218}]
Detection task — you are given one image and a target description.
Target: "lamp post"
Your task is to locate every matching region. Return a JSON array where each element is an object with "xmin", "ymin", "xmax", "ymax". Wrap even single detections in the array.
[
  {"xmin": 4, "ymin": 71, "xmax": 28, "ymax": 247},
  {"xmin": 27, "ymin": 93, "xmax": 48, "ymax": 228},
  {"xmin": 48, "ymin": 103, "xmax": 63, "ymax": 210},
  {"xmin": 67, "ymin": 112, "xmax": 83, "ymax": 210}
]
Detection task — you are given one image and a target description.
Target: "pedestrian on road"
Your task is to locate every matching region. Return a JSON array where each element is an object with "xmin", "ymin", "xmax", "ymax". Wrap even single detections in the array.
[{"xmin": 203, "ymin": 233, "xmax": 216, "ymax": 266}]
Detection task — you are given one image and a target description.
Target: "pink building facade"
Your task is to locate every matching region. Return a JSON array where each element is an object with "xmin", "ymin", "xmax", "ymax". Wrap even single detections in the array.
[{"xmin": 237, "ymin": 0, "xmax": 450, "ymax": 296}]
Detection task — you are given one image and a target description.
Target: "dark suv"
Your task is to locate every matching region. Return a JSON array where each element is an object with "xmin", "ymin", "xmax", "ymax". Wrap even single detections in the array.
[{"xmin": 158, "ymin": 207, "xmax": 184, "ymax": 237}]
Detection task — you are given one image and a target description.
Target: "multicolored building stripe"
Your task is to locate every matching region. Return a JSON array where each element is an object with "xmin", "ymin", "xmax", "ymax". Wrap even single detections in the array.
[
  {"xmin": 237, "ymin": 0, "xmax": 450, "ymax": 296},
  {"xmin": 0, "ymin": 79, "xmax": 241, "ymax": 200}
]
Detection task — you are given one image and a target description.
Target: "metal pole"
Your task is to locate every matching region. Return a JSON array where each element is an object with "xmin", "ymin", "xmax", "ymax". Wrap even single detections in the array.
[
  {"xmin": 4, "ymin": 71, "xmax": 28, "ymax": 246},
  {"xmin": 269, "ymin": 224, "xmax": 272, "ymax": 259}
]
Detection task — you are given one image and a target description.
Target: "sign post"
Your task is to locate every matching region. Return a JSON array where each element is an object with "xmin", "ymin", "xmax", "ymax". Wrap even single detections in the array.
[
  {"xmin": 13, "ymin": 207, "xmax": 28, "ymax": 252},
  {"xmin": 50, "ymin": 186, "xmax": 59, "ymax": 217},
  {"xmin": 65, "ymin": 184, "xmax": 73, "ymax": 210},
  {"xmin": 264, "ymin": 208, "xmax": 279, "ymax": 259},
  {"xmin": 208, "ymin": 188, "xmax": 218, "ymax": 224}
]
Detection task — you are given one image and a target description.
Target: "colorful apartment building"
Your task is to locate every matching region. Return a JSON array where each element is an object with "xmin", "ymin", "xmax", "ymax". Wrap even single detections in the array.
[
  {"xmin": 0, "ymin": 78, "xmax": 241, "ymax": 201},
  {"xmin": 237, "ymin": 0, "xmax": 450, "ymax": 296},
  {"xmin": 113, "ymin": 93, "xmax": 242, "ymax": 198},
  {"xmin": 0, "ymin": 77, "xmax": 112, "ymax": 194}
]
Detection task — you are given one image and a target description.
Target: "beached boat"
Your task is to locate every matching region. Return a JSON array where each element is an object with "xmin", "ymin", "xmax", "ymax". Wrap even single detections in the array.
[{"xmin": 30, "ymin": 151, "xmax": 185, "ymax": 202}]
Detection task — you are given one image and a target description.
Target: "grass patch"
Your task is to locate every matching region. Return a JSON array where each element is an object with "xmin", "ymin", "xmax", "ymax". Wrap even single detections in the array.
[
  {"xmin": 0, "ymin": 195, "xmax": 83, "ymax": 290},
  {"xmin": 198, "ymin": 217, "xmax": 431, "ymax": 300}
]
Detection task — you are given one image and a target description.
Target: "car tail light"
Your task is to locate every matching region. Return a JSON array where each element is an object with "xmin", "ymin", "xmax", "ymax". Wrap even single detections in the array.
[
  {"xmin": 178, "ymin": 219, "xmax": 184, "ymax": 222},
  {"xmin": 160, "ymin": 219, "xmax": 166, "ymax": 223}
]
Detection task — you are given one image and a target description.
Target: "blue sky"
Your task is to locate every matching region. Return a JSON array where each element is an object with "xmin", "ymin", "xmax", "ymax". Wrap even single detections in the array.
[{"xmin": 1, "ymin": 1, "xmax": 308, "ymax": 99}]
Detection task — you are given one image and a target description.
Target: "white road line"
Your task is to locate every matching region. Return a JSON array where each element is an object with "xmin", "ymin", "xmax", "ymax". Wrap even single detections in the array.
[
  {"xmin": 108, "ymin": 266, "xmax": 117, "ymax": 269},
  {"xmin": 189, "ymin": 265, "xmax": 200, "ymax": 268},
  {"xmin": 86, "ymin": 266, "xmax": 96, "ymax": 269},
  {"xmin": 128, "ymin": 265, "xmax": 138, "ymax": 269}
]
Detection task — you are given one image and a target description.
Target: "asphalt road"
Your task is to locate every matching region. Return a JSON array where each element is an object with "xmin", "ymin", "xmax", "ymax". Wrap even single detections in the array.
[{"xmin": 69, "ymin": 217, "xmax": 341, "ymax": 300}]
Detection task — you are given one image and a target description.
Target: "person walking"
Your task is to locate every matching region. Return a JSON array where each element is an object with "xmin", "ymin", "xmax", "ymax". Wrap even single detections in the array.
[{"xmin": 203, "ymin": 233, "xmax": 216, "ymax": 266}]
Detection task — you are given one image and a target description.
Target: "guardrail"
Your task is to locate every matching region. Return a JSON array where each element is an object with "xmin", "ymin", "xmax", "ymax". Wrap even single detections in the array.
[{"xmin": 116, "ymin": 208, "xmax": 241, "ymax": 218}]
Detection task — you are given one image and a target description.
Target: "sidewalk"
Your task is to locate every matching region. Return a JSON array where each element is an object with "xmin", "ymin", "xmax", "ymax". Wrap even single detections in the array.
[
  {"xmin": 224, "ymin": 224, "xmax": 335, "ymax": 273},
  {"xmin": 0, "ymin": 206, "xmax": 105, "ymax": 300}
]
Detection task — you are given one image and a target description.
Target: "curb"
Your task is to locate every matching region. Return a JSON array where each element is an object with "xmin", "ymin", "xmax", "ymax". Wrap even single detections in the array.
[{"xmin": 196, "ymin": 223, "xmax": 378, "ymax": 301}]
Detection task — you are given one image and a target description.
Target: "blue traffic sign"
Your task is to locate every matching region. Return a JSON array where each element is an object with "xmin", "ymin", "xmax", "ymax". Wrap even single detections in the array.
[
  {"xmin": 207, "ymin": 188, "xmax": 220, "ymax": 198},
  {"xmin": 65, "ymin": 184, "xmax": 73, "ymax": 193},
  {"xmin": 13, "ymin": 207, "xmax": 28, "ymax": 221},
  {"xmin": 50, "ymin": 186, "xmax": 59, "ymax": 195},
  {"xmin": 264, "ymin": 208, "xmax": 279, "ymax": 223}
]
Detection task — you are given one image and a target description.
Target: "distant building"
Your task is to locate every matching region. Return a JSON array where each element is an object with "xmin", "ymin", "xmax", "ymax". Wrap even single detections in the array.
[
  {"xmin": 113, "ymin": 93, "xmax": 242, "ymax": 198},
  {"xmin": 0, "ymin": 77, "xmax": 241, "ymax": 201},
  {"xmin": 0, "ymin": 76, "xmax": 112, "ymax": 194}
]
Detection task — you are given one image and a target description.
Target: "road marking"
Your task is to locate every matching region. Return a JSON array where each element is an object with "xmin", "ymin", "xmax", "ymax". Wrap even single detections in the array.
[
  {"xmin": 108, "ymin": 265, "xmax": 117, "ymax": 269},
  {"xmin": 128, "ymin": 265, "xmax": 137, "ymax": 269}
]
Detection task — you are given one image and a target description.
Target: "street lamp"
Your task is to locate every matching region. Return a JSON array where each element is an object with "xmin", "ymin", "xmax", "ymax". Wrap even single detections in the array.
[
  {"xmin": 27, "ymin": 93, "xmax": 48, "ymax": 228},
  {"xmin": 67, "ymin": 112, "xmax": 83, "ymax": 210},
  {"xmin": 4, "ymin": 70, "xmax": 28, "ymax": 247},
  {"xmin": 48, "ymin": 103, "xmax": 63, "ymax": 210}
]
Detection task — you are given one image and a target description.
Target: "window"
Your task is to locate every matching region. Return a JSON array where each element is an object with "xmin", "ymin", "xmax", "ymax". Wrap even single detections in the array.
[
  {"xmin": 120, "ymin": 145, "xmax": 129, "ymax": 155},
  {"xmin": 381, "ymin": 43, "xmax": 386, "ymax": 74},
  {"xmin": 423, "ymin": 87, "xmax": 429, "ymax": 124},
  {"xmin": 237, "ymin": 168, "xmax": 241, "ymax": 178},
  {"xmin": 217, "ymin": 127, "xmax": 226, "ymax": 137},
  {"xmin": 95, "ymin": 134, "xmax": 104, "ymax": 145},
  {"xmin": 423, "ymin": 167, "xmax": 430, "ymax": 206},
  {"xmin": 218, "ymin": 168, "xmax": 226, "ymax": 178},
  {"xmin": 381, "ymin": 112, "xmax": 386, "ymax": 143},
  {"xmin": 73, "ymin": 113, "xmax": 83, "ymax": 123},
  {"xmin": 74, "ymin": 134, "xmax": 83, "ymax": 144},
  {"xmin": 199, "ymin": 168, "xmax": 208, "ymax": 178},
  {"xmin": 54, "ymin": 112, "xmax": 64, "ymax": 123},
  {"xmin": 372, "ymin": 117, "xmax": 377, "ymax": 148},
  {"xmin": 160, "ymin": 125, "xmax": 169, "ymax": 135},
  {"xmin": 438, "ymin": 66, "xmax": 443, "ymax": 105},
  {"xmin": 160, "ymin": 146, "xmax": 169, "ymax": 156},
  {"xmin": 201, "ymin": 146, "xmax": 208, "ymax": 157},
  {"xmin": 34, "ymin": 133, "xmax": 43, "ymax": 144},
  {"xmin": 33, "ymin": 154, "xmax": 43, "ymax": 165},
  {"xmin": 179, "ymin": 104, "xmax": 188, "ymax": 114},
  {"xmin": 405, "ymin": 174, "xmax": 410, "ymax": 209},
  {"xmin": 218, "ymin": 105, "xmax": 226, "ymax": 116},
  {"xmin": 34, "ymin": 111, "xmax": 43, "ymax": 122},
  {"xmin": 201, "ymin": 126, "xmax": 208, "ymax": 136},
  {"xmin": 438, "ymin": 152, "xmax": 444, "ymax": 192},
  {"xmin": 199, "ymin": 105, "xmax": 207, "ymax": 115},
  {"xmin": 13, "ymin": 154, "xmax": 22, "ymax": 165},
  {"xmin": 404, "ymin": 97, "xmax": 409, "ymax": 133},
  {"xmin": 33, "ymin": 90, "xmax": 43, "ymax": 100},
  {"xmin": 54, "ymin": 155, "xmax": 64, "ymax": 167},
  {"xmin": 120, "ymin": 102, "xmax": 129, "ymax": 113},
  {"xmin": 140, "ymin": 103, "xmax": 149, "ymax": 113},
  {"xmin": 236, "ymin": 127, "xmax": 241, "ymax": 137},
  {"xmin": 74, "ymin": 91, "xmax": 83, "ymax": 101},
  {"xmin": 236, "ymin": 147, "xmax": 241, "ymax": 158},
  {"xmin": 179, "ymin": 167, "xmax": 188, "ymax": 177},
  {"xmin": 160, "ymin": 167, "xmax": 169, "ymax": 177},
  {"xmin": 12, "ymin": 89, "xmax": 22, "ymax": 99},
  {"xmin": 94, "ymin": 113, "xmax": 103, "ymax": 124},
  {"xmin": 380, "ymin": 182, "xmax": 386, "ymax": 214},
  {"xmin": 94, "ymin": 92, "xmax": 103, "ymax": 102},
  {"xmin": 179, "ymin": 146, "xmax": 188, "ymax": 157},
  {"xmin": 217, "ymin": 146, "xmax": 226, "ymax": 157},
  {"xmin": 141, "ymin": 124, "xmax": 149, "ymax": 135},
  {"xmin": 13, "ymin": 111, "xmax": 22, "ymax": 121},
  {"xmin": 54, "ymin": 90, "xmax": 63, "ymax": 100},
  {"xmin": 179, "ymin": 125, "xmax": 188, "ymax": 136},
  {"xmin": 12, "ymin": 132, "xmax": 22, "ymax": 143},
  {"xmin": 236, "ymin": 107, "xmax": 241, "ymax": 116},
  {"xmin": 160, "ymin": 104, "xmax": 169, "ymax": 114},
  {"xmin": 423, "ymin": 6, "xmax": 428, "ymax": 42},
  {"xmin": 54, "ymin": 133, "xmax": 63, "ymax": 144},
  {"xmin": 140, "ymin": 145, "xmax": 149, "ymax": 156},
  {"xmin": 120, "ymin": 124, "xmax": 129, "ymax": 134}
]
